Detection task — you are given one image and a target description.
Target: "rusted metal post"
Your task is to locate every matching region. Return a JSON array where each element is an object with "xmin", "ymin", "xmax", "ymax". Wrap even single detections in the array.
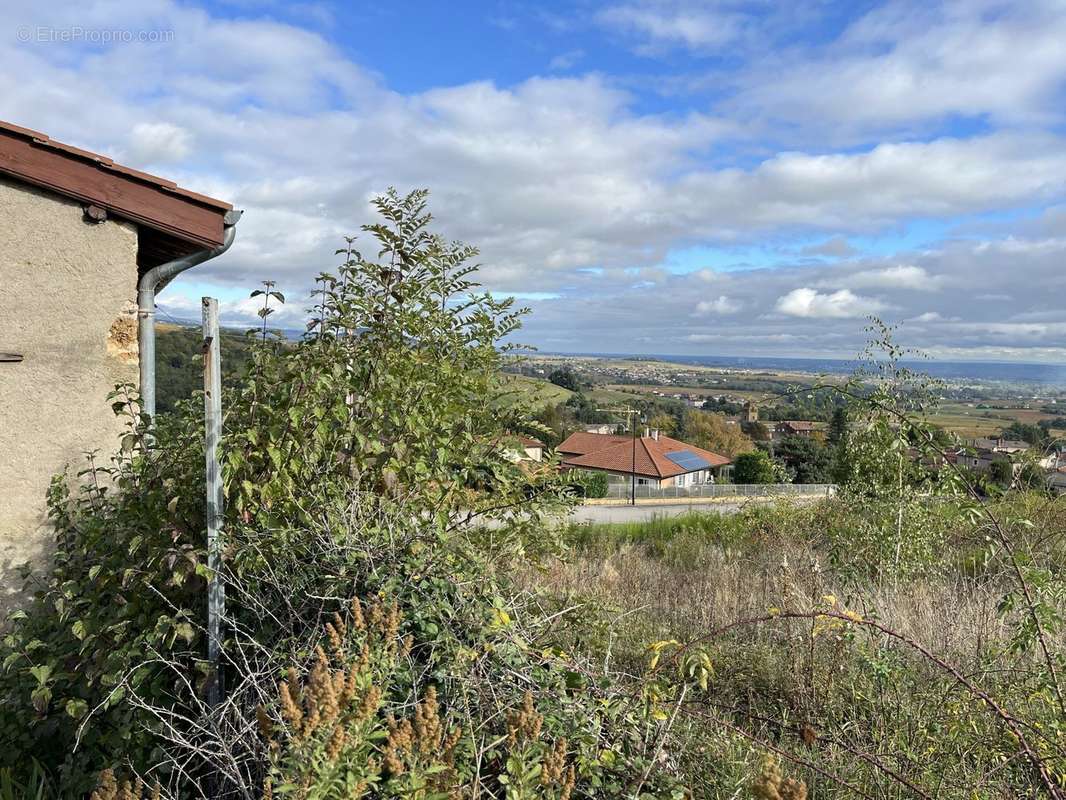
[{"xmin": 202, "ymin": 297, "xmax": 225, "ymax": 709}]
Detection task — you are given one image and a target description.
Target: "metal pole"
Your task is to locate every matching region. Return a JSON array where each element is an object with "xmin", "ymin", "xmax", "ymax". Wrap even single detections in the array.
[
  {"xmin": 202, "ymin": 297, "xmax": 225, "ymax": 709},
  {"xmin": 631, "ymin": 416, "xmax": 637, "ymax": 506},
  {"xmin": 139, "ymin": 211, "xmax": 242, "ymax": 425},
  {"xmin": 138, "ymin": 283, "xmax": 157, "ymax": 423}
]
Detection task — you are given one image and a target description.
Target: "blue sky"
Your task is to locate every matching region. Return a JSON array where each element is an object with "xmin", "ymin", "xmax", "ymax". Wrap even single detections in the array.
[{"xmin": 5, "ymin": 0, "xmax": 1066, "ymax": 361}]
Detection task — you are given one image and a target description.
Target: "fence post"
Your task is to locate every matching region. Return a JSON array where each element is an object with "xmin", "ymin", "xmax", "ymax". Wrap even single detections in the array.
[{"xmin": 202, "ymin": 298, "xmax": 225, "ymax": 710}]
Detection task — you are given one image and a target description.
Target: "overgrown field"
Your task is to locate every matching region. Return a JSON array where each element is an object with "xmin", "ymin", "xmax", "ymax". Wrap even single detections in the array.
[
  {"xmin": 518, "ymin": 497, "xmax": 1066, "ymax": 798},
  {"xmin": 2, "ymin": 191, "xmax": 1062, "ymax": 799}
]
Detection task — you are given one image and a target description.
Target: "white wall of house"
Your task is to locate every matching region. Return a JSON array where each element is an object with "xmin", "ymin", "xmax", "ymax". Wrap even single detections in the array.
[{"xmin": 594, "ymin": 467, "xmax": 716, "ymax": 487}]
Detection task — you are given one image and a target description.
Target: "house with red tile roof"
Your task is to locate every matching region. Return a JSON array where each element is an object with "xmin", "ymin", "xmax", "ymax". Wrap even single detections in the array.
[
  {"xmin": 503, "ymin": 435, "xmax": 545, "ymax": 463},
  {"xmin": 558, "ymin": 430, "xmax": 731, "ymax": 488},
  {"xmin": 773, "ymin": 420, "xmax": 826, "ymax": 441}
]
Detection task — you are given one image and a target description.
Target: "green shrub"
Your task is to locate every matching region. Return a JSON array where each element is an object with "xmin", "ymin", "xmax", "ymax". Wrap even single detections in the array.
[
  {"xmin": 733, "ymin": 451, "xmax": 776, "ymax": 484},
  {"xmin": 0, "ymin": 190, "xmax": 689, "ymax": 798},
  {"xmin": 568, "ymin": 470, "xmax": 609, "ymax": 499}
]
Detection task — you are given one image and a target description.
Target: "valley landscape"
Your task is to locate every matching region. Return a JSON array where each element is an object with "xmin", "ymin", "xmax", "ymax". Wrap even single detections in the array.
[
  {"xmin": 507, "ymin": 352, "xmax": 1066, "ymax": 440},
  {"xmin": 2, "ymin": 3, "xmax": 1066, "ymax": 798}
]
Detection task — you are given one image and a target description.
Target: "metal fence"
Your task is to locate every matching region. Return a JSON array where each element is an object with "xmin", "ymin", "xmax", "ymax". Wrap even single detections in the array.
[{"xmin": 601, "ymin": 482, "xmax": 836, "ymax": 500}]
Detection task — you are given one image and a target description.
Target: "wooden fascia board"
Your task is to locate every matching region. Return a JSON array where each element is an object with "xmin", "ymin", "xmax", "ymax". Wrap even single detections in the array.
[{"xmin": 0, "ymin": 131, "xmax": 226, "ymax": 247}]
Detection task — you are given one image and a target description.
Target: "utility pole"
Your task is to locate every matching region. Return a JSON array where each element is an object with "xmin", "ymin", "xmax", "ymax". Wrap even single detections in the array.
[
  {"xmin": 202, "ymin": 298, "xmax": 225, "ymax": 710},
  {"xmin": 600, "ymin": 406, "xmax": 642, "ymax": 505}
]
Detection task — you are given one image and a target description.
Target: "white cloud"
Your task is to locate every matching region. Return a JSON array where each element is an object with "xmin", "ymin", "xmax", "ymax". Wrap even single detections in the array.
[
  {"xmin": 3, "ymin": 0, "xmax": 1066, "ymax": 361},
  {"xmin": 6, "ymin": 8, "xmax": 1066, "ymax": 300},
  {"xmin": 800, "ymin": 236, "xmax": 857, "ymax": 258},
  {"xmin": 158, "ymin": 291, "xmax": 308, "ymax": 330},
  {"xmin": 841, "ymin": 265, "xmax": 944, "ymax": 291},
  {"xmin": 695, "ymin": 295, "xmax": 741, "ymax": 315},
  {"xmin": 548, "ymin": 50, "xmax": 585, "ymax": 70},
  {"xmin": 597, "ymin": 1, "xmax": 745, "ymax": 52},
  {"xmin": 734, "ymin": 0, "xmax": 1066, "ymax": 136},
  {"xmin": 126, "ymin": 122, "xmax": 193, "ymax": 164},
  {"xmin": 776, "ymin": 288, "xmax": 888, "ymax": 319},
  {"xmin": 951, "ymin": 322, "xmax": 1066, "ymax": 340}
]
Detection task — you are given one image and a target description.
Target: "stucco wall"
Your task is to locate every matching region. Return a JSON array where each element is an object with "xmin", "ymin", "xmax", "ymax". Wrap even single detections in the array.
[{"xmin": 0, "ymin": 177, "xmax": 139, "ymax": 607}]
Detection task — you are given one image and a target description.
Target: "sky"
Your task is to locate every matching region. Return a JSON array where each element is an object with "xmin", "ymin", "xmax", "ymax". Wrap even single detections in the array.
[{"xmin": 5, "ymin": 0, "xmax": 1066, "ymax": 362}]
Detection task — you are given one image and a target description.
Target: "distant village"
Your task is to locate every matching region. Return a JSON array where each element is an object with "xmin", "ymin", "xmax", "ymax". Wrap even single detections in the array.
[{"xmin": 504, "ymin": 354, "xmax": 1066, "ymax": 496}]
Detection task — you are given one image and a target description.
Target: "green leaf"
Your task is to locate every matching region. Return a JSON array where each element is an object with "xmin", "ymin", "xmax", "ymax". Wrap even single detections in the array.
[
  {"xmin": 28, "ymin": 664, "xmax": 52, "ymax": 686},
  {"xmin": 65, "ymin": 698, "xmax": 88, "ymax": 719},
  {"xmin": 174, "ymin": 622, "xmax": 195, "ymax": 644}
]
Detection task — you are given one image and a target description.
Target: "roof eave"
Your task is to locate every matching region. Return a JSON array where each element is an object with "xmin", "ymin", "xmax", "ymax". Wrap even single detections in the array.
[{"xmin": 0, "ymin": 121, "xmax": 231, "ymax": 250}]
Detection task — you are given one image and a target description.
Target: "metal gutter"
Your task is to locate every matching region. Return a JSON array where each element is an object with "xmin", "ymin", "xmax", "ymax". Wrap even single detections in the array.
[{"xmin": 137, "ymin": 209, "xmax": 243, "ymax": 421}]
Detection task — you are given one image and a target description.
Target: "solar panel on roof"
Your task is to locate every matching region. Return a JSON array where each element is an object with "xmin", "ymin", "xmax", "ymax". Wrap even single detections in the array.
[{"xmin": 665, "ymin": 450, "xmax": 711, "ymax": 470}]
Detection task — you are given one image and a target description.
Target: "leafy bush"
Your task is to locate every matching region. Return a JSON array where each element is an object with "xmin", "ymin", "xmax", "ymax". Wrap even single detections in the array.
[
  {"xmin": 0, "ymin": 190, "xmax": 689, "ymax": 797},
  {"xmin": 568, "ymin": 470, "xmax": 609, "ymax": 499},
  {"xmin": 772, "ymin": 435, "xmax": 832, "ymax": 484},
  {"xmin": 547, "ymin": 367, "xmax": 580, "ymax": 392},
  {"xmin": 733, "ymin": 451, "xmax": 776, "ymax": 484}
]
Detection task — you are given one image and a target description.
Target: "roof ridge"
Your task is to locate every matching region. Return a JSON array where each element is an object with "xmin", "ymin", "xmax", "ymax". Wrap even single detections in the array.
[{"xmin": 0, "ymin": 119, "xmax": 231, "ymax": 211}]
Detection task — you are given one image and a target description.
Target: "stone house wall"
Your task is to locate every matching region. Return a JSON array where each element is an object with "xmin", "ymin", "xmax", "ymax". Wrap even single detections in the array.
[{"xmin": 0, "ymin": 176, "xmax": 139, "ymax": 607}]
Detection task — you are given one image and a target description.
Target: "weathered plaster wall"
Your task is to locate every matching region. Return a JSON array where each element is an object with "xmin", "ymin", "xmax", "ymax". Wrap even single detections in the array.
[{"xmin": 0, "ymin": 177, "xmax": 139, "ymax": 606}]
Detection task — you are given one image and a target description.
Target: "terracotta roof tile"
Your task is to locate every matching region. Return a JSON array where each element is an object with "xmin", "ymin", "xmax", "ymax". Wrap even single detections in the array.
[
  {"xmin": 560, "ymin": 432, "xmax": 730, "ymax": 479},
  {"xmin": 778, "ymin": 421, "xmax": 820, "ymax": 431},
  {"xmin": 557, "ymin": 431, "xmax": 631, "ymax": 456}
]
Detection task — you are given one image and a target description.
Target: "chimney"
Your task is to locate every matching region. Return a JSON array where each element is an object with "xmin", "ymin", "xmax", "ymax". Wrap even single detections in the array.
[{"xmin": 651, "ymin": 429, "xmax": 659, "ymax": 441}]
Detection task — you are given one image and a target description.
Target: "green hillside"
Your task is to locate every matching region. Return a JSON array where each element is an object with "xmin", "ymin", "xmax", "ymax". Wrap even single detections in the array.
[
  {"xmin": 500, "ymin": 373, "xmax": 574, "ymax": 406},
  {"xmin": 155, "ymin": 323, "xmax": 256, "ymax": 413}
]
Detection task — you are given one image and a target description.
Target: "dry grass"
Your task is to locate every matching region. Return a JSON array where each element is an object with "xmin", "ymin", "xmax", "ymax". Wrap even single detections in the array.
[
  {"xmin": 514, "ymin": 499, "xmax": 1066, "ymax": 797},
  {"xmin": 530, "ymin": 542, "xmax": 1017, "ymax": 669}
]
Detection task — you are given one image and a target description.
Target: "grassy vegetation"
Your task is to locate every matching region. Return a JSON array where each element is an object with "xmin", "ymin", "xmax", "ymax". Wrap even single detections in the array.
[
  {"xmin": 0, "ymin": 764, "xmax": 51, "ymax": 800},
  {"xmin": 931, "ymin": 402, "xmax": 1058, "ymax": 438},
  {"xmin": 517, "ymin": 496, "xmax": 1066, "ymax": 797},
  {"xmin": 586, "ymin": 385, "xmax": 641, "ymax": 406},
  {"xmin": 600, "ymin": 384, "xmax": 1059, "ymax": 438},
  {"xmin": 499, "ymin": 373, "xmax": 574, "ymax": 405}
]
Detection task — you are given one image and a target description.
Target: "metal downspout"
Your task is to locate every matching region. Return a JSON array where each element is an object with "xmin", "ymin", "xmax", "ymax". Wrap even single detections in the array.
[{"xmin": 138, "ymin": 209, "xmax": 243, "ymax": 422}]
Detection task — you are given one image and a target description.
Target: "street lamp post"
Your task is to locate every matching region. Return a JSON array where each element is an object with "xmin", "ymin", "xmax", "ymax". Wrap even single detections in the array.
[
  {"xmin": 599, "ymin": 406, "xmax": 643, "ymax": 506},
  {"xmin": 630, "ymin": 413, "xmax": 637, "ymax": 505}
]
